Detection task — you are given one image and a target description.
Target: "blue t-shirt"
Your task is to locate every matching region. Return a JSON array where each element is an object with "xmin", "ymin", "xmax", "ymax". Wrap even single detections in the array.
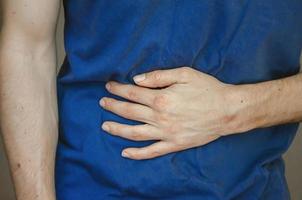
[{"xmin": 55, "ymin": 1, "xmax": 302, "ymax": 199}]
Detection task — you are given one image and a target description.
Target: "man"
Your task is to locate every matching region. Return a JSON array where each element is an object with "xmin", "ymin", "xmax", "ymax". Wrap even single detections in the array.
[{"xmin": 0, "ymin": 0, "xmax": 302, "ymax": 199}]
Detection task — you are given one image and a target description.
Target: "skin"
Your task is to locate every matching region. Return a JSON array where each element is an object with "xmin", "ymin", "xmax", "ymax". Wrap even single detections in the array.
[
  {"xmin": 0, "ymin": 0, "xmax": 60, "ymax": 199},
  {"xmin": 100, "ymin": 66, "xmax": 302, "ymax": 160},
  {"xmin": 0, "ymin": 0, "xmax": 301, "ymax": 198}
]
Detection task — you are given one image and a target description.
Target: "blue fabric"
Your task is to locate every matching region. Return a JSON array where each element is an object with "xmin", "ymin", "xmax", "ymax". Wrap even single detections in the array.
[{"xmin": 55, "ymin": 1, "xmax": 302, "ymax": 199}]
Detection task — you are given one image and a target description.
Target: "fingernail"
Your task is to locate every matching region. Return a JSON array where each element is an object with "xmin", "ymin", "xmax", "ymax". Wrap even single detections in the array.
[
  {"xmin": 105, "ymin": 82, "xmax": 111, "ymax": 90},
  {"xmin": 133, "ymin": 74, "xmax": 146, "ymax": 82},
  {"xmin": 102, "ymin": 122, "xmax": 110, "ymax": 131},
  {"xmin": 121, "ymin": 151, "xmax": 130, "ymax": 158},
  {"xmin": 99, "ymin": 98, "xmax": 106, "ymax": 107}
]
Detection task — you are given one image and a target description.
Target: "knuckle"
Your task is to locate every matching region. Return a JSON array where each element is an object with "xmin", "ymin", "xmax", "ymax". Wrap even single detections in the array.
[
  {"xmin": 149, "ymin": 150, "xmax": 162, "ymax": 158},
  {"xmin": 152, "ymin": 70, "xmax": 162, "ymax": 81},
  {"xmin": 131, "ymin": 132, "xmax": 141, "ymax": 140},
  {"xmin": 131, "ymin": 151, "xmax": 142, "ymax": 160},
  {"xmin": 127, "ymin": 89, "xmax": 137, "ymax": 100},
  {"xmin": 179, "ymin": 67, "xmax": 192, "ymax": 81},
  {"xmin": 172, "ymin": 134, "xmax": 190, "ymax": 149},
  {"xmin": 130, "ymin": 131, "xmax": 142, "ymax": 140},
  {"xmin": 164, "ymin": 123, "xmax": 180, "ymax": 135},
  {"xmin": 153, "ymin": 93, "xmax": 169, "ymax": 110},
  {"xmin": 173, "ymin": 136, "xmax": 188, "ymax": 148},
  {"xmin": 107, "ymin": 124, "xmax": 120, "ymax": 136},
  {"xmin": 123, "ymin": 105, "xmax": 135, "ymax": 116},
  {"xmin": 155, "ymin": 112, "xmax": 169, "ymax": 123},
  {"xmin": 181, "ymin": 66, "xmax": 192, "ymax": 71}
]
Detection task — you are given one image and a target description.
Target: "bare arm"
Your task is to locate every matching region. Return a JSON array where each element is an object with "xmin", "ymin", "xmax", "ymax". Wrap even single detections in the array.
[
  {"xmin": 97, "ymin": 62, "xmax": 302, "ymax": 160},
  {"xmin": 230, "ymin": 69, "xmax": 302, "ymax": 133},
  {"xmin": 0, "ymin": 0, "xmax": 60, "ymax": 199}
]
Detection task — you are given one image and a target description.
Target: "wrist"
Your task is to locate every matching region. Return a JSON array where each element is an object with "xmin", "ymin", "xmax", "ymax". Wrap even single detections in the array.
[{"xmin": 222, "ymin": 83, "xmax": 264, "ymax": 135}]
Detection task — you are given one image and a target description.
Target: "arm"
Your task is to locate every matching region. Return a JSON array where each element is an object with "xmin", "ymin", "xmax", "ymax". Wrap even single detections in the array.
[
  {"xmin": 0, "ymin": 0, "xmax": 60, "ymax": 199},
  {"xmin": 96, "ymin": 65, "xmax": 302, "ymax": 160},
  {"xmin": 229, "ymin": 71, "xmax": 302, "ymax": 133}
]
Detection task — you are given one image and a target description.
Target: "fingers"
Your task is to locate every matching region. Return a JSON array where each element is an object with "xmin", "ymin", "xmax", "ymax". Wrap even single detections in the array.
[
  {"xmin": 132, "ymin": 66, "xmax": 193, "ymax": 88},
  {"xmin": 105, "ymin": 81, "xmax": 157, "ymax": 107},
  {"xmin": 104, "ymin": 81, "xmax": 172, "ymax": 112},
  {"xmin": 101, "ymin": 122, "xmax": 163, "ymax": 141},
  {"xmin": 121, "ymin": 141, "xmax": 179, "ymax": 160},
  {"xmin": 99, "ymin": 97, "xmax": 156, "ymax": 124}
]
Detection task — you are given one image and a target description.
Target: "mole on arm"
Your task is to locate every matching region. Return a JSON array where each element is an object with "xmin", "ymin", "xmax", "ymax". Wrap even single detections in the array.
[{"xmin": 17, "ymin": 163, "xmax": 21, "ymax": 169}]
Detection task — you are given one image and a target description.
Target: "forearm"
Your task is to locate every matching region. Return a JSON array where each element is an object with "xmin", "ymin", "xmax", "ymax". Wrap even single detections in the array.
[
  {"xmin": 229, "ymin": 72, "xmax": 302, "ymax": 134},
  {"xmin": 0, "ymin": 30, "xmax": 58, "ymax": 200}
]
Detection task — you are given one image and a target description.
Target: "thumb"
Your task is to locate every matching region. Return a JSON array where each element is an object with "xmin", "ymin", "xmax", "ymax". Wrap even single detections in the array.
[{"xmin": 133, "ymin": 67, "xmax": 191, "ymax": 88}]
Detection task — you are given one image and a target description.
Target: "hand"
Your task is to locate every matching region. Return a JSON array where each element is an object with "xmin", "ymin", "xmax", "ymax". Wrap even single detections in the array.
[{"xmin": 99, "ymin": 66, "xmax": 237, "ymax": 160}]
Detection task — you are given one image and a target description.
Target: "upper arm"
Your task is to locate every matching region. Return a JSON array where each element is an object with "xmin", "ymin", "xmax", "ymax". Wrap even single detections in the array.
[{"xmin": 1, "ymin": 0, "xmax": 61, "ymax": 43}]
